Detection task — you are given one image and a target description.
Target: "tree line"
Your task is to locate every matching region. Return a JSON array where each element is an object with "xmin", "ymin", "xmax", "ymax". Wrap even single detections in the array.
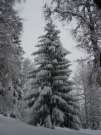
[{"xmin": 0, "ymin": 0, "xmax": 101, "ymax": 130}]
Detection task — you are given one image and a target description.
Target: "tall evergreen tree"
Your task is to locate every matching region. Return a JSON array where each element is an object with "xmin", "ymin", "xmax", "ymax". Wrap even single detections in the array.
[
  {"xmin": 26, "ymin": 20, "xmax": 79, "ymax": 129},
  {"xmin": 0, "ymin": 0, "xmax": 23, "ymax": 115}
]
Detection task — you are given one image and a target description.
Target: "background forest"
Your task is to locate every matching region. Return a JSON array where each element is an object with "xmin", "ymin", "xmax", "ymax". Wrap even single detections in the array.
[{"xmin": 0, "ymin": 0, "xmax": 101, "ymax": 132}]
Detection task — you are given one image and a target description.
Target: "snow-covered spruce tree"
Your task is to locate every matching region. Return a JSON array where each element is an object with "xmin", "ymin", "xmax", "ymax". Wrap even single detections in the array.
[
  {"xmin": 26, "ymin": 20, "xmax": 80, "ymax": 129},
  {"xmin": 45, "ymin": 1, "xmax": 101, "ymax": 129},
  {"xmin": 0, "ymin": 0, "xmax": 23, "ymax": 116},
  {"xmin": 46, "ymin": 0, "xmax": 101, "ymax": 86}
]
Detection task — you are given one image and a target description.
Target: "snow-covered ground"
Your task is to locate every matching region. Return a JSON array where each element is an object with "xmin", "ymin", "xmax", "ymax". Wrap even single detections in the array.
[{"xmin": 0, "ymin": 115, "xmax": 100, "ymax": 135}]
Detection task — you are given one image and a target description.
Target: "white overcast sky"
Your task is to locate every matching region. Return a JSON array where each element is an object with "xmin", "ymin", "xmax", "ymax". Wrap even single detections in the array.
[{"xmin": 17, "ymin": 0, "xmax": 86, "ymax": 71}]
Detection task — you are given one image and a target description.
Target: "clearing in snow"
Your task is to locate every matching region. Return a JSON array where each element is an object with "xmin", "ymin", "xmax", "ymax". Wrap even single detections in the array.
[{"xmin": 0, "ymin": 115, "xmax": 100, "ymax": 135}]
